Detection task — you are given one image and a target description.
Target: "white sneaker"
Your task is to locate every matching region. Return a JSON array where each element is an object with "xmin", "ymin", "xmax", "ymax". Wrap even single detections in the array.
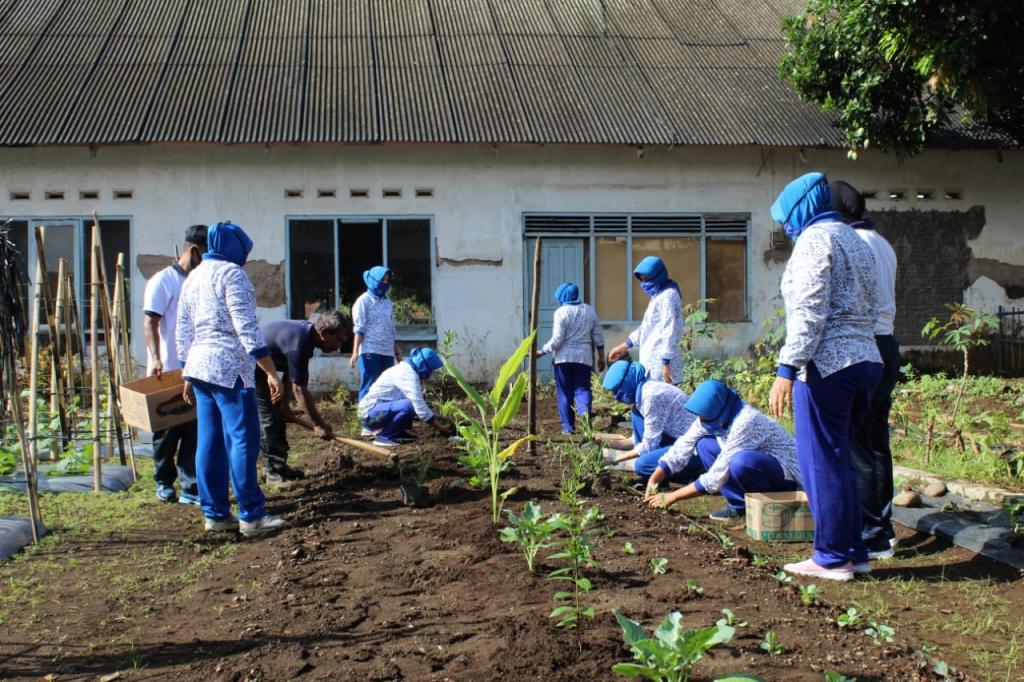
[
  {"xmin": 868, "ymin": 547, "xmax": 895, "ymax": 561},
  {"xmin": 852, "ymin": 562, "xmax": 872, "ymax": 575},
  {"xmin": 239, "ymin": 514, "xmax": 288, "ymax": 536},
  {"xmin": 360, "ymin": 427, "xmax": 378, "ymax": 438},
  {"xmin": 204, "ymin": 516, "xmax": 237, "ymax": 532},
  {"xmin": 783, "ymin": 558, "xmax": 855, "ymax": 582}
]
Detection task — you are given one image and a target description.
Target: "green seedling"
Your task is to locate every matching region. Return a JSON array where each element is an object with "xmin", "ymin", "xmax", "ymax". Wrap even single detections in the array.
[
  {"xmin": 651, "ymin": 557, "xmax": 668, "ymax": 575},
  {"xmin": 547, "ymin": 503, "xmax": 602, "ymax": 638},
  {"xmin": 623, "ymin": 541, "xmax": 637, "ymax": 555},
  {"xmin": 499, "ymin": 501, "xmax": 555, "ymax": 572},
  {"xmin": 685, "ymin": 579, "xmax": 704, "ymax": 596},
  {"xmin": 773, "ymin": 570, "xmax": 794, "ymax": 586},
  {"xmin": 836, "ymin": 607, "xmax": 862, "ymax": 629},
  {"xmin": 686, "ymin": 523, "xmax": 701, "ymax": 536},
  {"xmin": 799, "ymin": 583, "xmax": 822, "ymax": 606},
  {"xmin": 824, "ymin": 672, "xmax": 856, "ymax": 682},
  {"xmin": 718, "ymin": 533, "xmax": 735, "ymax": 550},
  {"xmin": 932, "ymin": 660, "xmax": 949, "ymax": 678},
  {"xmin": 864, "ymin": 619, "xmax": 895, "ymax": 645},
  {"xmin": 759, "ymin": 630, "xmax": 786, "ymax": 657},
  {"xmin": 751, "ymin": 555, "xmax": 769, "ymax": 568},
  {"xmin": 611, "ymin": 609, "xmax": 734, "ymax": 682},
  {"xmin": 718, "ymin": 608, "xmax": 747, "ymax": 628},
  {"xmin": 443, "ymin": 332, "xmax": 536, "ymax": 523},
  {"xmin": 1005, "ymin": 500, "xmax": 1023, "ymax": 533}
]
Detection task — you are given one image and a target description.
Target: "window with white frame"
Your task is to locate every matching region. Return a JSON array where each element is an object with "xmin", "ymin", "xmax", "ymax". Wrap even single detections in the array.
[
  {"xmin": 1, "ymin": 216, "xmax": 132, "ymax": 330},
  {"xmin": 524, "ymin": 213, "xmax": 749, "ymax": 322},
  {"xmin": 287, "ymin": 217, "xmax": 434, "ymax": 337}
]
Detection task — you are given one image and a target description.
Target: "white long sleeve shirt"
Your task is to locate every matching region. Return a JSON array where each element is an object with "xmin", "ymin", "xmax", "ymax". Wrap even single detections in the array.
[
  {"xmin": 357, "ymin": 361, "xmax": 434, "ymax": 423},
  {"xmin": 542, "ymin": 303, "xmax": 604, "ymax": 366},
  {"xmin": 855, "ymin": 227, "xmax": 897, "ymax": 337},
  {"xmin": 353, "ymin": 291, "xmax": 396, "ymax": 357},
  {"xmin": 634, "ymin": 380, "xmax": 696, "ymax": 455},
  {"xmin": 628, "ymin": 286, "xmax": 682, "ymax": 382},
  {"xmin": 778, "ymin": 221, "xmax": 881, "ymax": 379},
  {"xmin": 176, "ymin": 259, "xmax": 267, "ymax": 389},
  {"xmin": 658, "ymin": 405, "xmax": 802, "ymax": 493}
]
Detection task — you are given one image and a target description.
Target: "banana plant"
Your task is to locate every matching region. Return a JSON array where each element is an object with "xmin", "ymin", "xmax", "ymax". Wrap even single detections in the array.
[{"xmin": 443, "ymin": 331, "xmax": 536, "ymax": 523}]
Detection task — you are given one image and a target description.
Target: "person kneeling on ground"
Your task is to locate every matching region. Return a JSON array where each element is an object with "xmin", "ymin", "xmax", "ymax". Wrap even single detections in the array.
[
  {"xmin": 600, "ymin": 360, "xmax": 695, "ymax": 479},
  {"xmin": 257, "ymin": 310, "xmax": 353, "ymax": 485},
  {"xmin": 644, "ymin": 379, "xmax": 803, "ymax": 521},
  {"xmin": 357, "ymin": 347, "xmax": 452, "ymax": 447}
]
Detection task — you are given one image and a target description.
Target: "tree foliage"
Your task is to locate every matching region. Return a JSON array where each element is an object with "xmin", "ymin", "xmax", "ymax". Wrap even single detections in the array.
[{"xmin": 779, "ymin": 1, "xmax": 1024, "ymax": 156}]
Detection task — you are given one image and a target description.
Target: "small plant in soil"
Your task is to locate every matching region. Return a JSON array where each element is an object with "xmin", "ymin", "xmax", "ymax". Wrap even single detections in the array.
[
  {"xmin": 1005, "ymin": 500, "xmax": 1023, "ymax": 533},
  {"xmin": 773, "ymin": 570, "xmax": 794, "ymax": 586},
  {"xmin": 686, "ymin": 523, "xmax": 701, "ymax": 536},
  {"xmin": 751, "ymin": 554, "xmax": 769, "ymax": 568},
  {"xmin": 836, "ymin": 607, "xmax": 862, "ymax": 629},
  {"xmin": 759, "ymin": 630, "xmax": 786, "ymax": 657},
  {"xmin": 685, "ymin": 579, "xmax": 704, "ymax": 596},
  {"xmin": 547, "ymin": 475, "xmax": 602, "ymax": 641},
  {"xmin": 718, "ymin": 609, "xmax": 747, "ymax": 628},
  {"xmin": 611, "ymin": 609, "xmax": 734, "ymax": 682},
  {"xmin": 443, "ymin": 332, "xmax": 535, "ymax": 523},
  {"xmin": 799, "ymin": 583, "xmax": 822, "ymax": 606},
  {"xmin": 499, "ymin": 500, "xmax": 555, "ymax": 572},
  {"xmin": 622, "ymin": 541, "xmax": 637, "ymax": 555},
  {"xmin": 863, "ymin": 619, "xmax": 895, "ymax": 645},
  {"xmin": 651, "ymin": 557, "xmax": 668, "ymax": 575},
  {"xmin": 824, "ymin": 671, "xmax": 856, "ymax": 682},
  {"xmin": 718, "ymin": 533, "xmax": 735, "ymax": 550}
]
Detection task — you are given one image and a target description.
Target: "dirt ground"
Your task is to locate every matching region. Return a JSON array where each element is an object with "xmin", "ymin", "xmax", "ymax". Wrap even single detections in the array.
[{"xmin": 0, "ymin": 396, "xmax": 1020, "ymax": 681}]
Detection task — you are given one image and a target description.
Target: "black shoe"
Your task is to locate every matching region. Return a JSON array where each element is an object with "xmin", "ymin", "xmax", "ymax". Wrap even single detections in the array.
[{"xmin": 265, "ymin": 465, "xmax": 305, "ymax": 485}]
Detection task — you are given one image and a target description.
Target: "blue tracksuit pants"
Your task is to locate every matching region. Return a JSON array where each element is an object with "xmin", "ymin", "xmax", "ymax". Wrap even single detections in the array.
[
  {"xmin": 693, "ymin": 437, "xmax": 799, "ymax": 511},
  {"xmin": 357, "ymin": 353, "xmax": 395, "ymax": 401},
  {"xmin": 192, "ymin": 378, "xmax": 266, "ymax": 523},
  {"xmin": 632, "ymin": 406, "xmax": 679, "ymax": 478},
  {"xmin": 553, "ymin": 362, "xmax": 593, "ymax": 433},
  {"xmin": 363, "ymin": 398, "xmax": 415, "ymax": 443},
  {"xmin": 794, "ymin": 361, "xmax": 882, "ymax": 568}
]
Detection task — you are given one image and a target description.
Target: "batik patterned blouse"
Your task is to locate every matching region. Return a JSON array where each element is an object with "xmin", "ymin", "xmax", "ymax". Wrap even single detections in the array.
[
  {"xmin": 353, "ymin": 291, "xmax": 396, "ymax": 357},
  {"xmin": 542, "ymin": 303, "xmax": 604, "ymax": 366},
  {"xmin": 628, "ymin": 286, "xmax": 683, "ymax": 382},
  {"xmin": 635, "ymin": 380, "xmax": 695, "ymax": 455}
]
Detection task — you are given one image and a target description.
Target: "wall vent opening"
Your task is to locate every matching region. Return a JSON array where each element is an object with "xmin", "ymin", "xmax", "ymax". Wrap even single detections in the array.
[
  {"xmin": 860, "ymin": 191, "xmax": 877, "ymax": 200},
  {"xmin": 915, "ymin": 190, "xmax": 933, "ymax": 200},
  {"xmin": 284, "ymin": 188, "xmax": 304, "ymax": 199},
  {"xmin": 382, "ymin": 187, "xmax": 402, "ymax": 198},
  {"xmin": 317, "ymin": 188, "xmax": 337, "ymax": 198},
  {"xmin": 9, "ymin": 191, "xmax": 30, "ymax": 201},
  {"xmin": 415, "ymin": 187, "xmax": 434, "ymax": 198},
  {"xmin": 349, "ymin": 188, "xmax": 369, "ymax": 198},
  {"xmin": 113, "ymin": 189, "xmax": 134, "ymax": 200},
  {"xmin": 887, "ymin": 190, "xmax": 905, "ymax": 201},
  {"xmin": 79, "ymin": 190, "xmax": 99, "ymax": 200},
  {"xmin": 45, "ymin": 190, "xmax": 65, "ymax": 200},
  {"xmin": 944, "ymin": 191, "xmax": 962, "ymax": 200}
]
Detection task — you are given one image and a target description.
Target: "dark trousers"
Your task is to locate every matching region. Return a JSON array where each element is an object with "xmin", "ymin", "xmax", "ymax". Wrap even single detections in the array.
[
  {"xmin": 851, "ymin": 335, "xmax": 900, "ymax": 550},
  {"xmin": 152, "ymin": 420, "xmax": 198, "ymax": 495},
  {"xmin": 794, "ymin": 361, "xmax": 881, "ymax": 568},
  {"xmin": 553, "ymin": 362, "xmax": 593, "ymax": 433},
  {"xmin": 255, "ymin": 370, "xmax": 289, "ymax": 473}
]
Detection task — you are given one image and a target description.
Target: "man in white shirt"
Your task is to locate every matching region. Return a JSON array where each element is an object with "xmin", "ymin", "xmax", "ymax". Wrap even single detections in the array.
[
  {"xmin": 143, "ymin": 224, "xmax": 207, "ymax": 504},
  {"xmin": 831, "ymin": 181, "xmax": 900, "ymax": 560}
]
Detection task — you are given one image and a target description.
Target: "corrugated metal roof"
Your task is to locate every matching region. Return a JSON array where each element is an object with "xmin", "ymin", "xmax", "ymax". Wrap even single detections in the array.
[{"xmin": 0, "ymin": 0, "xmax": 1010, "ymax": 147}]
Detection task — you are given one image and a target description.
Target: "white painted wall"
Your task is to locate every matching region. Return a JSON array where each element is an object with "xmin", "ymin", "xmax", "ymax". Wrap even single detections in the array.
[{"xmin": 2, "ymin": 143, "xmax": 1022, "ymax": 388}]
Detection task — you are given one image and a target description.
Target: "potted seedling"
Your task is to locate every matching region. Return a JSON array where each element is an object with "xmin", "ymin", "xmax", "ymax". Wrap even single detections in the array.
[{"xmin": 399, "ymin": 450, "xmax": 433, "ymax": 507}]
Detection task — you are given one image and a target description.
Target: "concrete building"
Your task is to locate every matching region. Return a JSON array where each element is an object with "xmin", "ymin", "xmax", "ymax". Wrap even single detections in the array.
[{"xmin": 2, "ymin": 1, "xmax": 1022, "ymax": 386}]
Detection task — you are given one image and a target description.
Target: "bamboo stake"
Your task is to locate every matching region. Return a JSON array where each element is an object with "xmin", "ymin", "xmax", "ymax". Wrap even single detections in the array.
[
  {"xmin": 115, "ymin": 254, "xmax": 132, "ymax": 383},
  {"xmin": 6, "ymin": 355, "xmax": 41, "ymax": 542},
  {"xmin": 34, "ymin": 226, "xmax": 68, "ymax": 456},
  {"xmin": 111, "ymin": 255, "xmax": 136, "ymax": 479},
  {"xmin": 527, "ymin": 236, "xmax": 542, "ymax": 454},
  {"xmin": 27, "ymin": 251, "xmax": 44, "ymax": 476},
  {"xmin": 90, "ymin": 235, "xmax": 102, "ymax": 492},
  {"xmin": 58, "ymin": 260, "xmax": 77, "ymax": 409},
  {"xmin": 53, "ymin": 257, "xmax": 66, "ymax": 425},
  {"xmin": 65, "ymin": 269, "xmax": 87, "ymax": 410}
]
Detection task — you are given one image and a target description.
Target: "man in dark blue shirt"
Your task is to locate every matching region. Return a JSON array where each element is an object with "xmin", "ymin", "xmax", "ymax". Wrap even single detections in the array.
[{"xmin": 257, "ymin": 310, "xmax": 352, "ymax": 484}]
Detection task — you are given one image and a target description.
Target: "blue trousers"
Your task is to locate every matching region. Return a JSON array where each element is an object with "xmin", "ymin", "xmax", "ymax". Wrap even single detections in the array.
[
  {"xmin": 794, "ymin": 361, "xmax": 882, "ymax": 568},
  {"xmin": 553, "ymin": 362, "xmax": 593, "ymax": 433},
  {"xmin": 357, "ymin": 353, "xmax": 395, "ymax": 401},
  {"xmin": 636, "ymin": 443, "xmax": 705, "ymax": 482},
  {"xmin": 632, "ymin": 407, "xmax": 678, "ymax": 478},
  {"xmin": 694, "ymin": 437, "xmax": 799, "ymax": 511},
  {"xmin": 363, "ymin": 399, "xmax": 415, "ymax": 442},
  {"xmin": 192, "ymin": 378, "xmax": 266, "ymax": 523}
]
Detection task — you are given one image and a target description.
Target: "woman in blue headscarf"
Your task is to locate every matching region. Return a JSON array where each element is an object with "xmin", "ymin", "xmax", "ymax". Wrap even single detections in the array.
[
  {"xmin": 349, "ymin": 265, "xmax": 400, "ymax": 419},
  {"xmin": 768, "ymin": 173, "xmax": 883, "ymax": 582},
  {"xmin": 600, "ymin": 360, "xmax": 695, "ymax": 479},
  {"xmin": 607, "ymin": 256, "xmax": 683, "ymax": 383},
  {"xmin": 356, "ymin": 347, "xmax": 453, "ymax": 447},
  {"xmin": 644, "ymin": 380, "xmax": 802, "ymax": 520},
  {"xmin": 536, "ymin": 282, "xmax": 605, "ymax": 433},
  {"xmin": 176, "ymin": 222, "xmax": 288, "ymax": 537}
]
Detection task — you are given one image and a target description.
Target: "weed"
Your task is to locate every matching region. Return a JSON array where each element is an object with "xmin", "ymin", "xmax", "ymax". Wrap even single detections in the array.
[
  {"xmin": 799, "ymin": 583, "xmax": 822, "ymax": 606},
  {"xmin": 622, "ymin": 541, "xmax": 637, "ymax": 555},
  {"xmin": 399, "ymin": 449, "xmax": 433, "ymax": 487},
  {"xmin": 499, "ymin": 501, "xmax": 556, "ymax": 572},
  {"xmin": 759, "ymin": 630, "xmax": 786, "ymax": 657},
  {"xmin": 718, "ymin": 533, "xmax": 735, "ymax": 550},
  {"xmin": 611, "ymin": 609, "xmax": 734, "ymax": 682},
  {"xmin": 686, "ymin": 523, "xmax": 702, "ymax": 536},
  {"xmin": 685, "ymin": 579, "xmax": 704, "ymax": 596},
  {"xmin": 751, "ymin": 555, "xmax": 770, "ymax": 568},
  {"xmin": 651, "ymin": 557, "xmax": 668, "ymax": 575},
  {"xmin": 836, "ymin": 608, "xmax": 862, "ymax": 629},
  {"xmin": 824, "ymin": 672, "xmax": 856, "ymax": 682}
]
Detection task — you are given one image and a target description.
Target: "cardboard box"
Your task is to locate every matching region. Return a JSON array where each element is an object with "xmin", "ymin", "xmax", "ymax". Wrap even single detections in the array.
[
  {"xmin": 745, "ymin": 491, "xmax": 815, "ymax": 542},
  {"xmin": 119, "ymin": 369, "xmax": 196, "ymax": 432}
]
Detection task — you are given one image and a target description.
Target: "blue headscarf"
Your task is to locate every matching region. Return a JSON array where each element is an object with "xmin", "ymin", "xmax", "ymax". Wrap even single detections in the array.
[
  {"xmin": 364, "ymin": 266, "xmax": 392, "ymax": 298},
  {"xmin": 203, "ymin": 222, "xmax": 253, "ymax": 267},
  {"xmin": 406, "ymin": 347, "xmax": 443, "ymax": 380},
  {"xmin": 633, "ymin": 256, "xmax": 679, "ymax": 297},
  {"xmin": 770, "ymin": 172, "xmax": 840, "ymax": 240},
  {"xmin": 686, "ymin": 379, "xmax": 743, "ymax": 437},
  {"xmin": 602, "ymin": 360, "xmax": 648, "ymax": 406},
  {"xmin": 554, "ymin": 282, "xmax": 581, "ymax": 305}
]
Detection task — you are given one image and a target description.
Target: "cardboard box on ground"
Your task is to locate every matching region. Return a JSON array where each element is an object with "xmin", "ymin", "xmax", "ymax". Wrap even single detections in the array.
[
  {"xmin": 746, "ymin": 491, "xmax": 815, "ymax": 542},
  {"xmin": 119, "ymin": 369, "xmax": 196, "ymax": 432}
]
